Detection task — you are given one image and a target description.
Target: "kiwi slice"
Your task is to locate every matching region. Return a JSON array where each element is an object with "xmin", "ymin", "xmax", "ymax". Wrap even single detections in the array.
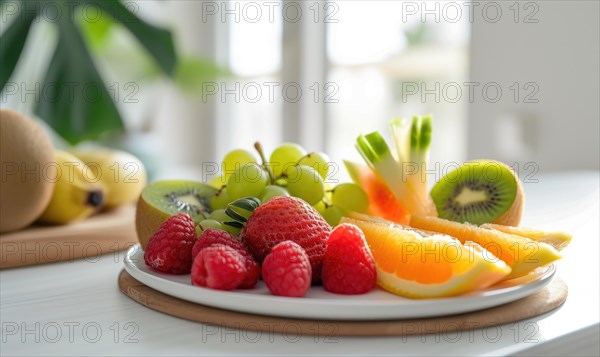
[
  {"xmin": 136, "ymin": 180, "xmax": 217, "ymax": 249},
  {"xmin": 430, "ymin": 160, "xmax": 523, "ymax": 226}
]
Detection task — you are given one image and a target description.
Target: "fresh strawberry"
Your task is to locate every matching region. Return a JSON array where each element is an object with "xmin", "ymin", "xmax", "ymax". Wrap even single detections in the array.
[
  {"xmin": 262, "ymin": 241, "xmax": 312, "ymax": 297},
  {"xmin": 144, "ymin": 213, "xmax": 197, "ymax": 274},
  {"xmin": 193, "ymin": 228, "xmax": 260, "ymax": 289},
  {"xmin": 191, "ymin": 245, "xmax": 247, "ymax": 290},
  {"xmin": 322, "ymin": 223, "xmax": 376, "ymax": 294},
  {"xmin": 241, "ymin": 196, "xmax": 330, "ymax": 283}
]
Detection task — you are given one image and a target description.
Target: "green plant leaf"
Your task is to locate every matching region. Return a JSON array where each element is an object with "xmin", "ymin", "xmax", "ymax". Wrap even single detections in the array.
[
  {"xmin": 79, "ymin": 13, "xmax": 114, "ymax": 50},
  {"xmin": 4, "ymin": 0, "xmax": 181, "ymax": 144},
  {"xmin": 0, "ymin": 5, "xmax": 38, "ymax": 90},
  {"xmin": 85, "ymin": 0, "xmax": 177, "ymax": 75},
  {"xmin": 35, "ymin": 19, "xmax": 124, "ymax": 144},
  {"xmin": 175, "ymin": 57, "xmax": 230, "ymax": 93}
]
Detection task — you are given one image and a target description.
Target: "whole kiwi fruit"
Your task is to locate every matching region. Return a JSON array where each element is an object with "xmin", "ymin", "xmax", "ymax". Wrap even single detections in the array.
[
  {"xmin": 430, "ymin": 160, "xmax": 524, "ymax": 226},
  {"xmin": 0, "ymin": 109, "xmax": 56, "ymax": 232}
]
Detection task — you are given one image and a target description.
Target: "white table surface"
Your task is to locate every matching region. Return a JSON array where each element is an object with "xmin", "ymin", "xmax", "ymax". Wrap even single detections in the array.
[{"xmin": 1, "ymin": 171, "xmax": 599, "ymax": 356}]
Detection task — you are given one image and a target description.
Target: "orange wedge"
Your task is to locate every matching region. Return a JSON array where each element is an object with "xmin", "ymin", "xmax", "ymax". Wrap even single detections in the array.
[
  {"xmin": 410, "ymin": 215, "xmax": 562, "ymax": 279},
  {"xmin": 341, "ymin": 217, "xmax": 511, "ymax": 298},
  {"xmin": 481, "ymin": 223, "xmax": 572, "ymax": 251},
  {"xmin": 344, "ymin": 161, "xmax": 410, "ymax": 224}
]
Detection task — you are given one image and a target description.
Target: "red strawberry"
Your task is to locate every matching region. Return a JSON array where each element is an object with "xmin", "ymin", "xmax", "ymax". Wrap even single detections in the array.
[
  {"xmin": 144, "ymin": 213, "xmax": 197, "ymax": 274},
  {"xmin": 191, "ymin": 245, "xmax": 247, "ymax": 290},
  {"xmin": 262, "ymin": 241, "xmax": 312, "ymax": 297},
  {"xmin": 322, "ymin": 223, "xmax": 376, "ymax": 294},
  {"xmin": 241, "ymin": 196, "xmax": 330, "ymax": 283},
  {"xmin": 193, "ymin": 229, "xmax": 260, "ymax": 289}
]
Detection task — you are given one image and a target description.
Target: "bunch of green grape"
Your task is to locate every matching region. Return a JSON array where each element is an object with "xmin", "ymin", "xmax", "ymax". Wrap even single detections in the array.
[{"xmin": 206, "ymin": 142, "xmax": 369, "ymax": 229}]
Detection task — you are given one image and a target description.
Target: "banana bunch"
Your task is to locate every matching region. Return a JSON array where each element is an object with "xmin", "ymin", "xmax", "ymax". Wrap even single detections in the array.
[
  {"xmin": 38, "ymin": 148, "xmax": 147, "ymax": 225},
  {"xmin": 38, "ymin": 150, "xmax": 106, "ymax": 224},
  {"xmin": 73, "ymin": 148, "xmax": 147, "ymax": 209}
]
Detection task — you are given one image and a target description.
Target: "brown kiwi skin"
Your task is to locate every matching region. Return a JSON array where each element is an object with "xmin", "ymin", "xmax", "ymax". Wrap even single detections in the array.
[
  {"xmin": 491, "ymin": 177, "xmax": 523, "ymax": 226},
  {"xmin": 469, "ymin": 159, "xmax": 524, "ymax": 227},
  {"xmin": 135, "ymin": 197, "xmax": 171, "ymax": 250}
]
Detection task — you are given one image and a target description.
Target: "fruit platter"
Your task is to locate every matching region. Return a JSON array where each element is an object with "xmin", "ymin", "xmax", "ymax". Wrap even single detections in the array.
[{"xmin": 129, "ymin": 115, "xmax": 571, "ymax": 320}]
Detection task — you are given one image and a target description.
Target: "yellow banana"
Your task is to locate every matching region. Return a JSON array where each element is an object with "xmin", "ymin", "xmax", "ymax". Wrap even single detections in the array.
[
  {"xmin": 72, "ymin": 148, "xmax": 147, "ymax": 209},
  {"xmin": 38, "ymin": 150, "xmax": 106, "ymax": 224}
]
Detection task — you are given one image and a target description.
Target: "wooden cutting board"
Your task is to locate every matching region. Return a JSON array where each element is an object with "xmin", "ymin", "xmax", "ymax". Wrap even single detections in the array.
[
  {"xmin": 0, "ymin": 205, "xmax": 138, "ymax": 269},
  {"xmin": 118, "ymin": 270, "xmax": 568, "ymax": 336}
]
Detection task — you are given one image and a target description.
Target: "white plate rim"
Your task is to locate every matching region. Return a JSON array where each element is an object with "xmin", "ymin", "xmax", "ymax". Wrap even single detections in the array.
[{"xmin": 123, "ymin": 244, "xmax": 556, "ymax": 320}]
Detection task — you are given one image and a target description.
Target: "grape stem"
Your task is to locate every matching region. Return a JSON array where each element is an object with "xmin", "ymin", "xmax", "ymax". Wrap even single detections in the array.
[
  {"xmin": 254, "ymin": 141, "xmax": 274, "ymax": 184},
  {"xmin": 296, "ymin": 153, "xmax": 312, "ymax": 164},
  {"xmin": 214, "ymin": 185, "xmax": 227, "ymax": 196}
]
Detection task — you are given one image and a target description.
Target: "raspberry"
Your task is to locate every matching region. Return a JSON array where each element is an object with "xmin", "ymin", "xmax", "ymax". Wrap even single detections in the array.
[
  {"xmin": 143, "ymin": 213, "xmax": 197, "ymax": 274},
  {"xmin": 193, "ymin": 228, "xmax": 259, "ymax": 289},
  {"xmin": 322, "ymin": 223, "xmax": 376, "ymax": 294},
  {"xmin": 191, "ymin": 245, "xmax": 247, "ymax": 290},
  {"xmin": 262, "ymin": 241, "xmax": 312, "ymax": 297},
  {"xmin": 241, "ymin": 196, "xmax": 330, "ymax": 283}
]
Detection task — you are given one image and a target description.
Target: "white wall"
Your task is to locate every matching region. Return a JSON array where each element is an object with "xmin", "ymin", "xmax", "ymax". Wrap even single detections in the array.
[{"xmin": 469, "ymin": 1, "xmax": 599, "ymax": 171}]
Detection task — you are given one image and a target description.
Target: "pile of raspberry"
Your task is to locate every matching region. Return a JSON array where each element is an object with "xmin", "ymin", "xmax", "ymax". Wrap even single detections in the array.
[{"xmin": 143, "ymin": 197, "xmax": 376, "ymax": 297}]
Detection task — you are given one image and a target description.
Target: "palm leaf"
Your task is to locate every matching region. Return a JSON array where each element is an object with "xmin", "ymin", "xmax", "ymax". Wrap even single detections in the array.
[
  {"xmin": 0, "ymin": 5, "xmax": 37, "ymax": 90},
  {"xmin": 0, "ymin": 0, "xmax": 179, "ymax": 144}
]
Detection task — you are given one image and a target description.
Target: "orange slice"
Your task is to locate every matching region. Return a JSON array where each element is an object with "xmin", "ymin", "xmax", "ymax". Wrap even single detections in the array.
[
  {"xmin": 344, "ymin": 161, "xmax": 410, "ymax": 224},
  {"xmin": 481, "ymin": 223, "xmax": 572, "ymax": 251},
  {"xmin": 410, "ymin": 215, "xmax": 562, "ymax": 279},
  {"xmin": 341, "ymin": 217, "xmax": 511, "ymax": 298}
]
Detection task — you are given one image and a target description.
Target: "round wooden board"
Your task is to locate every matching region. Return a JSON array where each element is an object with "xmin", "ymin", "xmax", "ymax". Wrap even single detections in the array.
[{"xmin": 118, "ymin": 270, "xmax": 568, "ymax": 337}]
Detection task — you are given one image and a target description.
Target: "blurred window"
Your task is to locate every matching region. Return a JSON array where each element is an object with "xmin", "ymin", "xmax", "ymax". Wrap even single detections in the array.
[
  {"xmin": 220, "ymin": 1, "xmax": 470, "ymax": 169},
  {"xmin": 220, "ymin": 0, "xmax": 283, "ymax": 158},
  {"xmin": 325, "ymin": 1, "xmax": 470, "ymax": 166}
]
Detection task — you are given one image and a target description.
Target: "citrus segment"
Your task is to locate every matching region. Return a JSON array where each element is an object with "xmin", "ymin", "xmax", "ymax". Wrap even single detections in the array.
[
  {"xmin": 341, "ymin": 217, "xmax": 511, "ymax": 298},
  {"xmin": 481, "ymin": 223, "xmax": 572, "ymax": 251},
  {"xmin": 410, "ymin": 215, "xmax": 561, "ymax": 279},
  {"xmin": 344, "ymin": 161, "xmax": 410, "ymax": 224}
]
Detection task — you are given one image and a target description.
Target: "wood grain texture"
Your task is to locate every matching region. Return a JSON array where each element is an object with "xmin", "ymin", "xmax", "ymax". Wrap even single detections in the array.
[
  {"xmin": 0, "ymin": 205, "xmax": 138, "ymax": 269},
  {"xmin": 118, "ymin": 269, "xmax": 568, "ymax": 337}
]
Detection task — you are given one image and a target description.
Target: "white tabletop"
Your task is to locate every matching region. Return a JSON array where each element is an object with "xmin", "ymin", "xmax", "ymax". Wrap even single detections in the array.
[{"xmin": 2, "ymin": 171, "xmax": 599, "ymax": 356}]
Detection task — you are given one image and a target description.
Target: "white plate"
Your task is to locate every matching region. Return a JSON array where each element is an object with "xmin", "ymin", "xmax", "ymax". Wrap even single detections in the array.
[{"xmin": 124, "ymin": 245, "xmax": 556, "ymax": 321}]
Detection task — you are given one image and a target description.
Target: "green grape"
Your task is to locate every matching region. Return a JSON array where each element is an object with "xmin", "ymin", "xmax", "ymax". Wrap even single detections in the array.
[
  {"xmin": 259, "ymin": 185, "xmax": 289, "ymax": 203},
  {"xmin": 298, "ymin": 152, "xmax": 331, "ymax": 179},
  {"xmin": 269, "ymin": 143, "xmax": 306, "ymax": 178},
  {"xmin": 273, "ymin": 177, "xmax": 288, "ymax": 187},
  {"xmin": 322, "ymin": 206, "xmax": 346, "ymax": 226},
  {"xmin": 221, "ymin": 149, "xmax": 257, "ymax": 180},
  {"xmin": 198, "ymin": 219, "xmax": 222, "ymax": 232},
  {"xmin": 323, "ymin": 182, "xmax": 334, "ymax": 205},
  {"xmin": 209, "ymin": 175, "xmax": 226, "ymax": 189},
  {"xmin": 286, "ymin": 165, "xmax": 325, "ymax": 205},
  {"xmin": 210, "ymin": 188, "xmax": 230, "ymax": 210},
  {"xmin": 312, "ymin": 200, "xmax": 326, "ymax": 215},
  {"xmin": 332, "ymin": 183, "xmax": 369, "ymax": 213},
  {"xmin": 208, "ymin": 208, "xmax": 229, "ymax": 222},
  {"xmin": 226, "ymin": 163, "xmax": 268, "ymax": 201}
]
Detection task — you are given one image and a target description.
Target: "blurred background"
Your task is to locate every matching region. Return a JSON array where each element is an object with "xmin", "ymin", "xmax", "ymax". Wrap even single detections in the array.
[{"xmin": 1, "ymin": 0, "xmax": 598, "ymax": 181}]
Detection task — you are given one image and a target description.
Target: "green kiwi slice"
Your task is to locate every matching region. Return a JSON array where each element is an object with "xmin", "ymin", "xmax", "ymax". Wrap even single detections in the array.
[
  {"xmin": 430, "ymin": 161, "xmax": 519, "ymax": 225},
  {"xmin": 136, "ymin": 180, "xmax": 217, "ymax": 249}
]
